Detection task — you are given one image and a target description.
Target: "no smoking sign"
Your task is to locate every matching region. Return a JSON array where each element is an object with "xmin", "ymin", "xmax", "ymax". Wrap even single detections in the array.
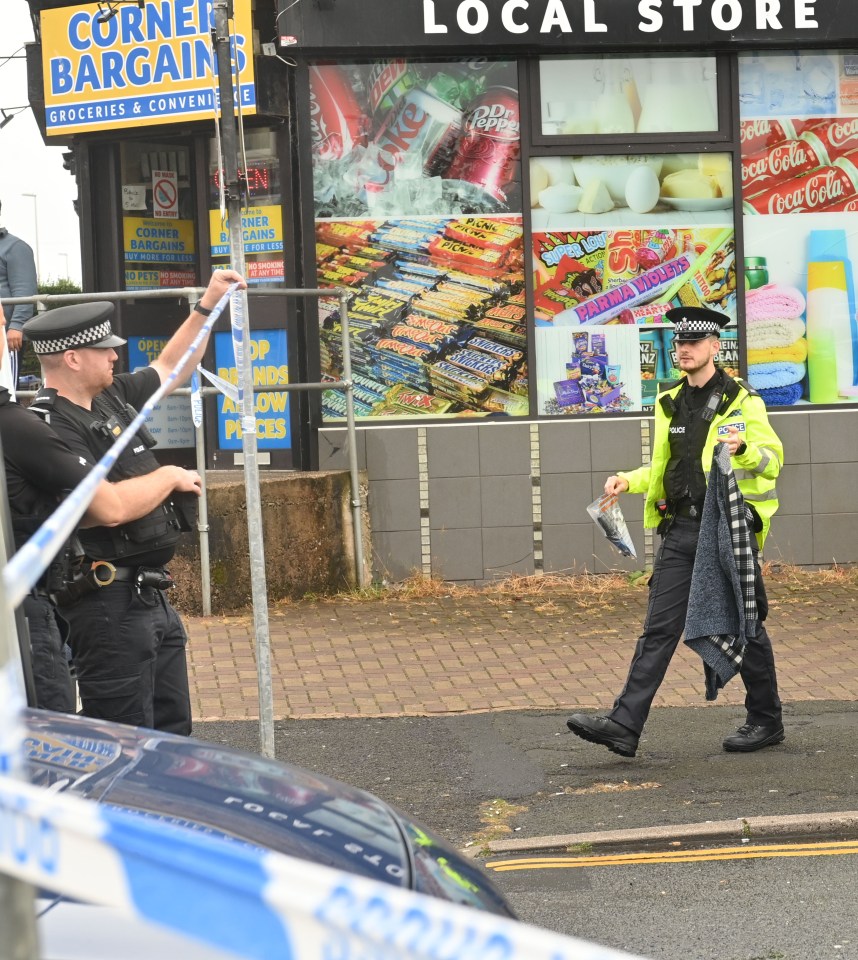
[{"xmin": 152, "ymin": 169, "xmax": 179, "ymax": 219}]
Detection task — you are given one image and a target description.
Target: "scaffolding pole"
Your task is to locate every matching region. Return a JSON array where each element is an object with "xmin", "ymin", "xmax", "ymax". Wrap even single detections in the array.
[{"xmin": 212, "ymin": 2, "xmax": 275, "ymax": 758}]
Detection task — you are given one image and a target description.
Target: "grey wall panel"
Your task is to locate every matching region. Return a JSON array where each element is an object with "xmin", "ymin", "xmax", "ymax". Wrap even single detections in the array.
[
  {"xmin": 542, "ymin": 473, "xmax": 596, "ymax": 525},
  {"xmin": 808, "ymin": 411, "xmax": 858, "ymax": 464},
  {"xmin": 428, "ymin": 477, "xmax": 482, "ymax": 530},
  {"xmin": 538, "ymin": 421, "xmax": 592, "ymax": 474},
  {"xmin": 542, "ymin": 523, "xmax": 597, "ymax": 574},
  {"xmin": 482, "ymin": 526, "xmax": 536, "ymax": 578},
  {"xmin": 811, "ymin": 462, "xmax": 858, "ymax": 514},
  {"xmin": 367, "ymin": 479, "xmax": 420, "ymax": 532},
  {"xmin": 366, "ymin": 428, "xmax": 419, "ymax": 480},
  {"xmin": 775, "ymin": 463, "xmax": 811, "ymax": 515},
  {"xmin": 590, "ymin": 419, "xmax": 644, "ymax": 474},
  {"xmin": 765, "ymin": 515, "xmax": 814, "ymax": 566},
  {"xmin": 769, "ymin": 412, "xmax": 810, "ymax": 464},
  {"xmin": 813, "ymin": 514, "xmax": 858, "ymax": 565},
  {"xmin": 430, "ymin": 527, "xmax": 484, "ymax": 581},
  {"xmin": 371, "ymin": 531, "xmax": 423, "ymax": 581},
  {"xmin": 481, "ymin": 475, "xmax": 534, "ymax": 528},
  {"xmin": 426, "ymin": 424, "xmax": 480, "ymax": 477},
  {"xmin": 478, "ymin": 422, "xmax": 531, "ymax": 476},
  {"xmin": 318, "ymin": 428, "xmax": 366, "ymax": 471}
]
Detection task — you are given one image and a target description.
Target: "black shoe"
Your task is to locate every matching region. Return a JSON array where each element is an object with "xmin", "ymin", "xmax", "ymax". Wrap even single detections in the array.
[
  {"xmin": 566, "ymin": 714, "xmax": 639, "ymax": 758},
  {"xmin": 722, "ymin": 722, "xmax": 785, "ymax": 752}
]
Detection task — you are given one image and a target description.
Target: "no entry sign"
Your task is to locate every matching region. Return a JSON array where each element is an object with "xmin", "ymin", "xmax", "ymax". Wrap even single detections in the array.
[{"xmin": 152, "ymin": 169, "xmax": 179, "ymax": 219}]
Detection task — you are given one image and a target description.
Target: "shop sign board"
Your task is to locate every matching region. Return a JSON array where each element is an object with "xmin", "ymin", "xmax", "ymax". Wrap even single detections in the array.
[
  {"xmin": 278, "ymin": 0, "xmax": 843, "ymax": 51},
  {"xmin": 41, "ymin": 0, "xmax": 257, "ymax": 136},
  {"xmin": 123, "ymin": 217, "xmax": 196, "ymax": 264},
  {"xmin": 127, "ymin": 337, "xmax": 195, "ymax": 449},
  {"xmin": 209, "ymin": 205, "xmax": 284, "ymax": 256},
  {"xmin": 214, "ymin": 329, "xmax": 291, "ymax": 450}
]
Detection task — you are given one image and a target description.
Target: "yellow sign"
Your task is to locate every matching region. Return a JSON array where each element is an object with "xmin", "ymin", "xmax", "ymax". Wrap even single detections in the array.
[
  {"xmin": 209, "ymin": 205, "xmax": 284, "ymax": 256},
  {"xmin": 41, "ymin": 0, "xmax": 256, "ymax": 136},
  {"xmin": 123, "ymin": 217, "xmax": 196, "ymax": 264}
]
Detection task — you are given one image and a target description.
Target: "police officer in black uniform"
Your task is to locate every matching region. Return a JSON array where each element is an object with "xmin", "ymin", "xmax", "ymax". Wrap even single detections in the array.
[
  {"xmin": 23, "ymin": 268, "xmax": 245, "ymax": 734},
  {"xmin": 1, "ymin": 314, "xmax": 207, "ymax": 713}
]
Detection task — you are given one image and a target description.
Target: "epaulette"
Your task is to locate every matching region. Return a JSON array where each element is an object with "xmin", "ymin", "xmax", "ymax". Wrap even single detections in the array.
[
  {"xmin": 28, "ymin": 386, "xmax": 59, "ymax": 420},
  {"xmin": 732, "ymin": 377, "xmax": 760, "ymax": 397},
  {"xmin": 657, "ymin": 377, "xmax": 685, "ymax": 393}
]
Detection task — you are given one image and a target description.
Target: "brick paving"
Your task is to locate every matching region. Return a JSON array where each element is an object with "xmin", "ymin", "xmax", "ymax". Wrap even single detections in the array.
[{"xmin": 185, "ymin": 575, "xmax": 858, "ymax": 721}]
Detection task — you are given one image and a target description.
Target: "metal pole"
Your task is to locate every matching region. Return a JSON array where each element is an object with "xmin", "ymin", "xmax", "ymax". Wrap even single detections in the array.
[
  {"xmin": 21, "ymin": 193, "xmax": 40, "ymax": 279},
  {"xmin": 213, "ymin": 2, "xmax": 275, "ymax": 758},
  {"xmin": 188, "ymin": 297, "xmax": 213, "ymax": 617},
  {"xmin": 0, "ymin": 456, "xmax": 39, "ymax": 959},
  {"xmin": 338, "ymin": 293, "xmax": 367, "ymax": 589}
]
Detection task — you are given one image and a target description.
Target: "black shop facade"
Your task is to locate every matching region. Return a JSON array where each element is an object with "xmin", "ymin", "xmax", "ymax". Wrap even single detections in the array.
[{"xmin": 28, "ymin": 0, "xmax": 858, "ymax": 577}]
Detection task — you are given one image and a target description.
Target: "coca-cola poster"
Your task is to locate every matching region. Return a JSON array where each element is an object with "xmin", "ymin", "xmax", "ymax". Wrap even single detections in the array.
[
  {"xmin": 739, "ymin": 50, "xmax": 858, "ymax": 410},
  {"xmin": 309, "ymin": 59, "xmax": 522, "ymax": 218}
]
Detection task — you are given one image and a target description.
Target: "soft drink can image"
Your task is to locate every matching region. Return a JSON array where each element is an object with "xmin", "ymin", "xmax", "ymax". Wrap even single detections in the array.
[
  {"xmin": 309, "ymin": 64, "xmax": 369, "ymax": 160},
  {"xmin": 443, "ymin": 86, "xmax": 521, "ymax": 205},
  {"xmin": 360, "ymin": 88, "xmax": 463, "ymax": 194},
  {"xmin": 367, "ymin": 59, "xmax": 418, "ymax": 116}
]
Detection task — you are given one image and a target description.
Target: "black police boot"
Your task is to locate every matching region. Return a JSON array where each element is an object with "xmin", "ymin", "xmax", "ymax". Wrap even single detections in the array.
[
  {"xmin": 722, "ymin": 722, "xmax": 785, "ymax": 752},
  {"xmin": 566, "ymin": 714, "xmax": 639, "ymax": 758}
]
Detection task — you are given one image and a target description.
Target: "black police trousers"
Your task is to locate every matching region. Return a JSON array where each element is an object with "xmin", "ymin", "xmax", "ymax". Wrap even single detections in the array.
[
  {"xmin": 24, "ymin": 593, "xmax": 75, "ymax": 714},
  {"xmin": 61, "ymin": 579, "xmax": 191, "ymax": 735},
  {"xmin": 608, "ymin": 516, "xmax": 782, "ymax": 737}
]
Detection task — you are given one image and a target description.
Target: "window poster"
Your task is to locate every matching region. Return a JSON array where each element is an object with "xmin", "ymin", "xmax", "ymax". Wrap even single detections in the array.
[
  {"xmin": 740, "ymin": 50, "xmax": 858, "ymax": 407},
  {"xmin": 529, "ymin": 152, "xmax": 735, "ymax": 416},
  {"xmin": 311, "ymin": 60, "xmax": 528, "ymax": 420}
]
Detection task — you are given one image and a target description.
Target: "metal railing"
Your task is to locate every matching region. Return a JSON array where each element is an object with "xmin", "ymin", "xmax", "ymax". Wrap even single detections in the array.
[{"xmin": 4, "ymin": 285, "xmax": 367, "ymax": 615}]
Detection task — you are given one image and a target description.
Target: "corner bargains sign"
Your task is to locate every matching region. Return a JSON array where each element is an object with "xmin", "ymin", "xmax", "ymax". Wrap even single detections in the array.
[
  {"xmin": 277, "ymin": 0, "xmax": 843, "ymax": 51},
  {"xmin": 41, "ymin": 0, "xmax": 256, "ymax": 136}
]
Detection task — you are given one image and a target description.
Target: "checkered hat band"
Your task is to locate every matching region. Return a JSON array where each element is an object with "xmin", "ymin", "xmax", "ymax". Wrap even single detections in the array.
[
  {"xmin": 32, "ymin": 319, "xmax": 115, "ymax": 354},
  {"xmin": 674, "ymin": 319, "xmax": 720, "ymax": 335}
]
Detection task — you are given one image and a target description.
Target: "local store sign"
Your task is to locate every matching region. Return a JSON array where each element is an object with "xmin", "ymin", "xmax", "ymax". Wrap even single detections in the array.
[{"xmin": 422, "ymin": 0, "xmax": 819, "ymax": 35}]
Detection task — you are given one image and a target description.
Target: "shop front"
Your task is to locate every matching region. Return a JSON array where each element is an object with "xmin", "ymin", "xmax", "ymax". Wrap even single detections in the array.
[{"xmin": 280, "ymin": 0, "xmax": 858, "ymax": 577}]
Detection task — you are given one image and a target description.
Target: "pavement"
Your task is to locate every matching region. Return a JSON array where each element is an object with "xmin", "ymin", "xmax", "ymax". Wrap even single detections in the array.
[{"xmin": 184, "ymin": 569, "xmax": 858, "ymax": 852}]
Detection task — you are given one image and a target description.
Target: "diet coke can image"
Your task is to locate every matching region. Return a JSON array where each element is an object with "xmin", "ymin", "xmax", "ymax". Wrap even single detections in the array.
[
  {"xmin": 309, "ymin": 64, "xmax": 369, "ymax": 161},
  {"xmin": 443, "ymin": 86, "xmax": 521, "ymax": 207},
  {"xmin": 358, "ymin": 87, "xmax": 463, "ymax": 195}
]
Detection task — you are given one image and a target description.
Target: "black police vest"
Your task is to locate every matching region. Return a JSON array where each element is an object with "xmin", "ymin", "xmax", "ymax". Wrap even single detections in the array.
[
  {"xmin": 1, "ymin": 391, "xmax": 77, "ymax": 591},
  {"xmin": 30, "ymin": 387, "xmax": 186, "ymax": 565}
]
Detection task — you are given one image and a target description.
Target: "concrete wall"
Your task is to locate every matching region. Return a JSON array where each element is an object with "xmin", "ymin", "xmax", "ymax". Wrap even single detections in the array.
[
  {"xmin": 172, "ymin": 470, "xmax": 368, "ymax": 614},
  {"xmin": 318, "ymin": 409, "xmax": 858, "ymax": 582}
]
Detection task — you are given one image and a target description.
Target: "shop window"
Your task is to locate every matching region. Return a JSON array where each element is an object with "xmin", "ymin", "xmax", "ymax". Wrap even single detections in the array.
[
  {"xmin": 208, "ymin": 129, "xmax": 286, "ymax": 285},
  {"xmin": 530, "ymin": 152, "xmax": 736, "ymax": 417},
  {"xmin": 739, "ymin": 50, "xmax": 858, "ymax": 408},
  {"xmin": 309, "ymin": 59, "xmax": 527, "ymax": 421},
  {"xmin": 121, "ymin": 141, "xmax": 197, "ymax": 291},
  {"xmin": 537, "ymin": 55, "xmax": 719, "ymax": 138}
]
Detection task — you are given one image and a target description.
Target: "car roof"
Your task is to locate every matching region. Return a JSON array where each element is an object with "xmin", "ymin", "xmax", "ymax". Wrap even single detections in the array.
[{"xmin": 23, "ymin": 708, "xmax": 411, "ymax": 887}]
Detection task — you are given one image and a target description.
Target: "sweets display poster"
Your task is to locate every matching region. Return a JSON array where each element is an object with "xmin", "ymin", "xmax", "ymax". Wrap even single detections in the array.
[
  {"xmin": 739, "ymin": 49, "xmax": 858, "ymax": 408},
  {"xmin": 316, "ymin": 216, "xmax": 528, "ymax": 420}
]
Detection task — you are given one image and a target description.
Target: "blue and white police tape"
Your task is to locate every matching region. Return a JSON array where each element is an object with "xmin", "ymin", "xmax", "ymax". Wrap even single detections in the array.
[
  {"xmin": 0, "ymin": 662, "xmax": 26, "ymax": 775},
  {"xmin": 0, "ymin": 774, "xmax": 641, "ymax": 960},
  {"xmin": 1, "ymin": 282, "xmax": 241, "ymax": 612}
]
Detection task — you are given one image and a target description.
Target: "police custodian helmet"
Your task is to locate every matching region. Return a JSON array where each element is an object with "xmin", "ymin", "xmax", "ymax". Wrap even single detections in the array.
[
  {"xmin": 665, "ymin": 305, "xmax": 731, "ymax": 342},
  {"xmin": 23, "ymin": 302, "xmax": 126, "ymax": 356}
]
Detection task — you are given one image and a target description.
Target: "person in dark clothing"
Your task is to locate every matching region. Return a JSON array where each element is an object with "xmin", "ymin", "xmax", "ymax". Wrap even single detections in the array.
[
  {"xmin": 567, "ymin": 306, "xmax": 784, "ymax": 758},
  {"xmin": 23, "ymin": 269, "xmax": 244, "ymax": 735},
  {"xmin": 0, "ymin": 314, "xmax": 205, "ymax": 713},
  {"xmin": 0, "ymin": 200, "xmax": 38, "ymax": 389}
]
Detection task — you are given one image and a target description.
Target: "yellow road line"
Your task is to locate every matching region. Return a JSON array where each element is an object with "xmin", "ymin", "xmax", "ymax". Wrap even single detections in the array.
[{"xmin": 485, "ymin": 840, "xmax": 858, "ymax": 871}]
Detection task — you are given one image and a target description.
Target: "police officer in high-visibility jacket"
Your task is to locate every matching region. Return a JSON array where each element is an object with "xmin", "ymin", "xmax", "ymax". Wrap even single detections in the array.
[{"xmin": 567, "ymin": 306, "xmax": 784, "ymax": 758}]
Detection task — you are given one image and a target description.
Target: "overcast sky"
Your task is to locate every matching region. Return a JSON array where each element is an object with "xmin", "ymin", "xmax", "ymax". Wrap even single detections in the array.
[{"xmin": 1, "ymin": 2, "xmax": 82, "ymax": 285}]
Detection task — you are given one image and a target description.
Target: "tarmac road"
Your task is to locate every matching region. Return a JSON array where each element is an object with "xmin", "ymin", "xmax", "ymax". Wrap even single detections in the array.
[{"xmin": 194, "ymin": 700, "xmax": 858, "ymax": 852}]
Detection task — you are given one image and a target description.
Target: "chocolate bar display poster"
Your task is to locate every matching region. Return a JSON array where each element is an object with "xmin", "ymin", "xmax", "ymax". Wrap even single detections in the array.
[
  {"xmin": 311, "ymin": 59, "xmax": 529, "ymax": 420},
  {"xmin": 739, "ymin": 49, "xmax": 858, "ymax": 408}
]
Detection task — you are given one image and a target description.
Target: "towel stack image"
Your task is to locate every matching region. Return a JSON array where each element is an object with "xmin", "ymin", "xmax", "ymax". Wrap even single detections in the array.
[{"xmin": 745, "ymin": 284, "xmax": 808, "ymax": 406}]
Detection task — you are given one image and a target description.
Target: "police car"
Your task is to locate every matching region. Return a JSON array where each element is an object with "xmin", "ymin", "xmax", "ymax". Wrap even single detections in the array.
[{"xmin": 23, "ymin": 707, "xmax": 513, "ymax": 958}]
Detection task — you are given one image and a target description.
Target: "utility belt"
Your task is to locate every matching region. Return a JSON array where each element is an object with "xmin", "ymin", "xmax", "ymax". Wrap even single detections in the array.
[
  {"xmin": 53, "ymin": 561, "xmax": 175, "ymax": 606},
  {"xmin": 656, "ymin": 499, "xmax": 704, "ymax": 535}
]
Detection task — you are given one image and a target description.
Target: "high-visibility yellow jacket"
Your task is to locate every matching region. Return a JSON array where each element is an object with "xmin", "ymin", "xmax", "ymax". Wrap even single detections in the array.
[{"xmin": 619, "ymin": 375, "xmax": 782, "ymax": 549}]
